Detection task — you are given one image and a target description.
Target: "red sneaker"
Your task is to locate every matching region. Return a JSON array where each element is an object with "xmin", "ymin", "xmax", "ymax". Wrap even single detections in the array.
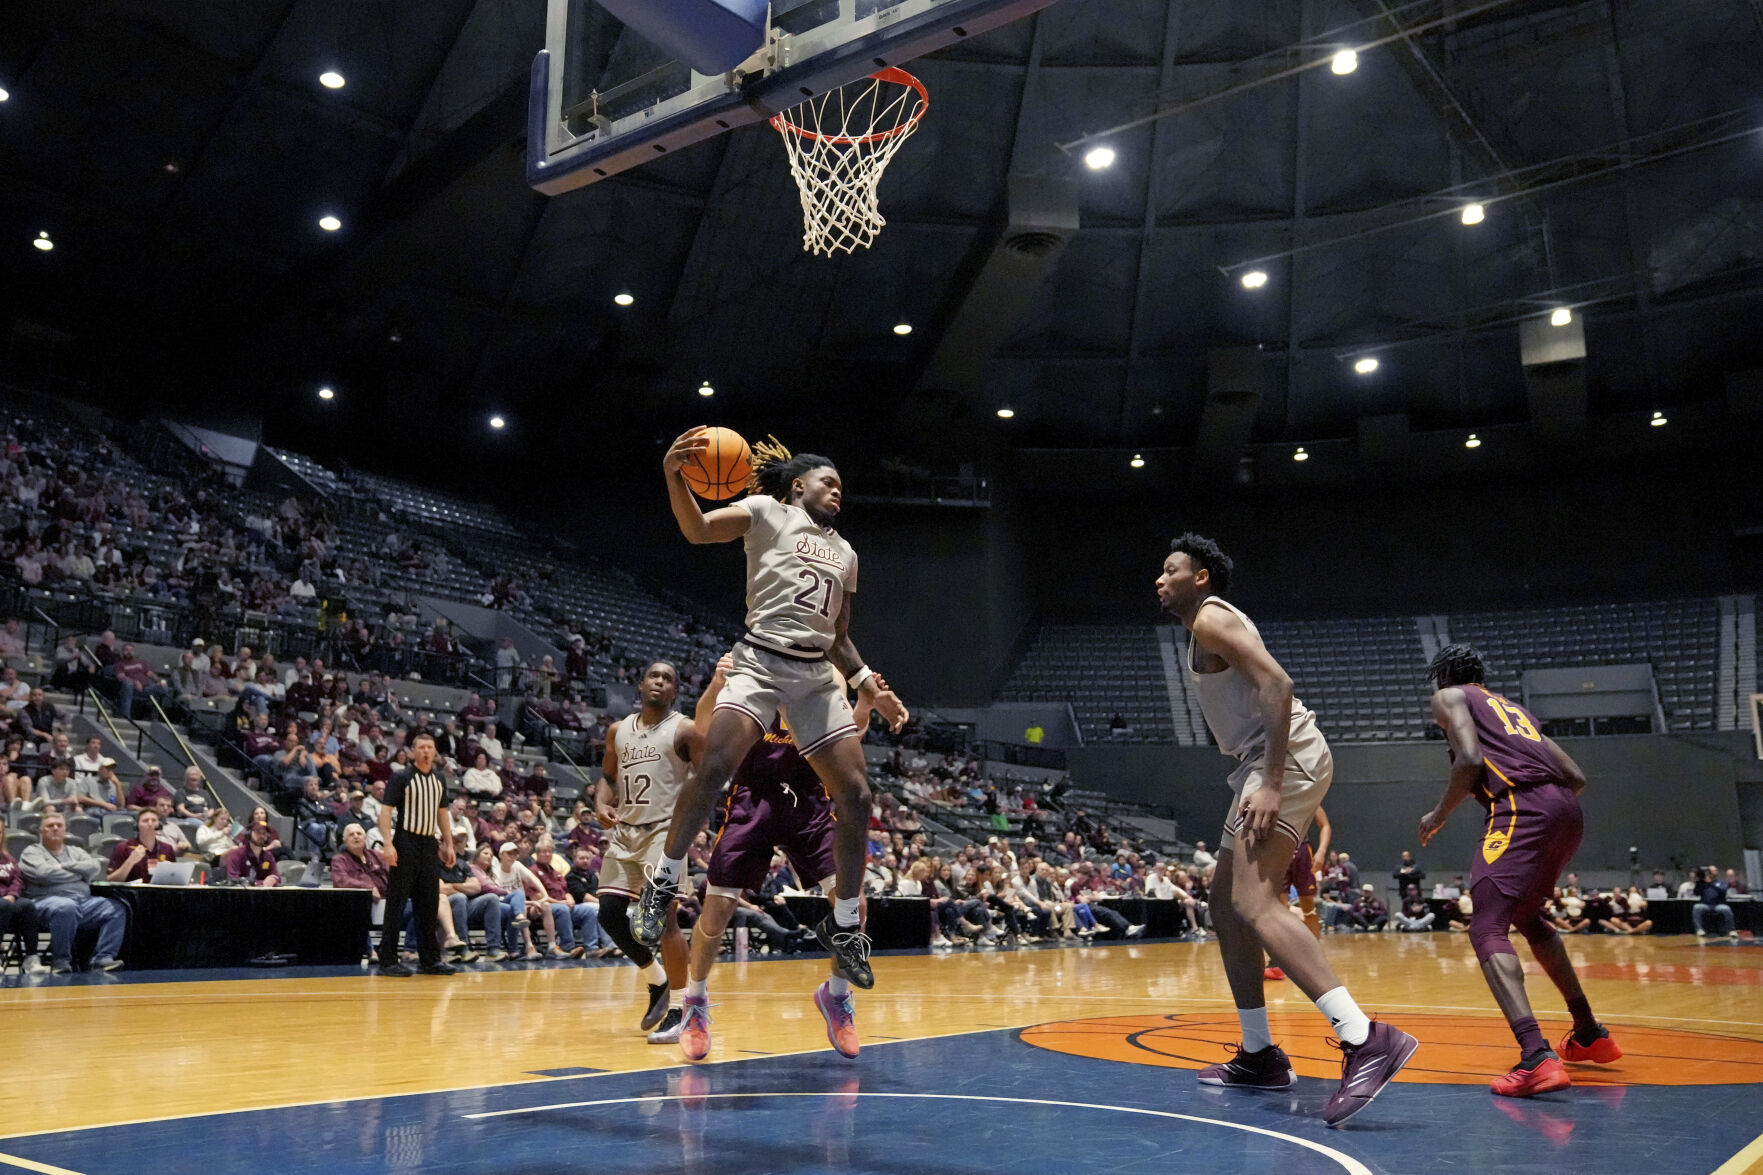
[
  {"xmin": 1264, "ymin": 966, "xmax": 1286, "ymax": 981},
  {"xmin": 1558, "ymin": 1026, "xmax": 1622, "ymax": 1064},
  {"xmin": 679, "ymin": 995, "xmax": 712, "ymax": 1062},
  {"xmin": 1491, "ymin": 1054, "xmax": 1571, "ymax": 1097},
  {"xmin": 813, "ymin": 980, "xmax": 861, "ymax": 1060}
]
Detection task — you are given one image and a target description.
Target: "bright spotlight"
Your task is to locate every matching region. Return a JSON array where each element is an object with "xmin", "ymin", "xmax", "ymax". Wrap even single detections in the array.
[
  {"xmin": 1129, "ymin": 454, "xmax": 1146, "ymax": 469},
  {"xmin": 318, "ymin": 215, "xmax": 341, "ymax": 232},
  {"xmin": 996, "ymin": 408, "xmax": 1015, "ymax": 419},
  {"xmin": 1240, "ymin": 270, "xmax": 1269, "ymax": 290},
  {"xmin": 893, "ymin": 322, "xmax": 913, "ymax": 336},
  {"xmin": 698, "ymin": 382, "xmax": 715, "ymax": 398},
  {"xmin": 0, "ymin": 87, "xmax": 10, "ymax": 103},
  {"xmin": 32, "ymin": 232, "xmax": 52, "ymax": 252},
  {"xmin": 319, "ymin": 71, "xmax": 346, "ymax": 90},
  {"xmin": 1293, "ymin": 447, "xmax": 1309, "ymax": 462},
  {"xmin": 1650, "ymin": 410, "xmax": 1667, "ymax": 428},
  {"xmin": 1464, "ymin": 433, "xmax": 1481, "ymax": 449},
  {"xmin": 613, "ymin": 292, "xmax": 634, "ymax": 307},
  {"xmin": 1083, "ymin": 146, "xmax": 1116, "ymax": 170},
  {"xmin": 1550, "ymin": 307, "xmax": 1572, "ymax": 327},
  {"xmin": 317, "ymin": 386, "xmax": 335, "ymax": 401},
  {"xmin": 1353, "ymin": 357, "xmax": 1379, "ymax": 375},
  {"xmin": 1331, "ymin": 49, "xmax": 1359, "ymax": 75},
  {"xmin": 489, "ymin": 415, "xmax": 506, "ymax": 430},
  {"xmin": 1460, "ymin": 203, "xmax": 1485, "ymax": 225}
]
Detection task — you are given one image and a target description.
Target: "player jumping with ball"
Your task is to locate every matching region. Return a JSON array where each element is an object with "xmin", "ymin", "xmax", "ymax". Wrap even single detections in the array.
[{"xmin": 634, "ymin": 429, "xmax": 909, "ymax": 1029}]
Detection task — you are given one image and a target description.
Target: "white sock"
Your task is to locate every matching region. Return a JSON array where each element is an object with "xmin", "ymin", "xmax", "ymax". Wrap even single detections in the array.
[
  {"xmin": 1237, "ymin": 1005, "xmax": 1273, "ymax": 1052},
  {"xmin": 1315, "ymin": 986, "xmax": 1371, "ymax": 1046},
  {"xmin": 833, "ymin": 896, "xmax": 860, "ymax": 927},
  {"xmin": 640, "ymin": 961, "xmax": 665, "ymax": 985},
  {"xmin": 828, "ymin": 974, "xmax": 851, "ymax": 997},
  {"xmin": 655, "ymin": 855, "xmax": 685, "ymax": 887},
  {"xmin": 686, "ymin": 977, "xmax": 707, "ymax": 999}
]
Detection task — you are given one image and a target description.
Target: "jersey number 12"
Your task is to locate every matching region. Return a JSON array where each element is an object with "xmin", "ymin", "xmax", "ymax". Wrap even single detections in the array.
[{"xmin": 623, "ymin": 774, "xmax": 651, "ymax": 805}]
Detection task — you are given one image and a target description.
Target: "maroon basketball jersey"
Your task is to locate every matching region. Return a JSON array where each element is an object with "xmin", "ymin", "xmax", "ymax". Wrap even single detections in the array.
[
  {"xmin": 1452, "ymin": 685, "xmax": 1562, "ymax": 805},
  {"xmin": 731, "ymin": 719, "xmax": 825, "ymax": 800}
]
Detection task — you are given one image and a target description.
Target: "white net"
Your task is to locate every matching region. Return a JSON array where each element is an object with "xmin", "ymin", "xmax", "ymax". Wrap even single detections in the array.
[{"xmin": 771, "ymin": 68, "xmax": 929, "ymax": 257}]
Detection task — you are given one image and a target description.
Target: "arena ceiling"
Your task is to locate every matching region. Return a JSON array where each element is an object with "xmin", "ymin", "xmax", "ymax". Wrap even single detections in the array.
[{"xmin": 3, "ymin": 0, "xmax": 1762, "ymax": 489}]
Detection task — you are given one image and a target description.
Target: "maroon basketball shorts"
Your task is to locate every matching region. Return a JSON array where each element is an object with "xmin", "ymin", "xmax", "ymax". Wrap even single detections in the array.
[
  {"xmin": 706, "ymin": 784, "xmax": 839, "ymax": 898},
  {"xmin": 1469, "ymin": 781, "xmax": 1583, "ymax": 904},
  {"xmin": 1284, "ymin": 840, "xmax": 1318, "ymax": 899}
]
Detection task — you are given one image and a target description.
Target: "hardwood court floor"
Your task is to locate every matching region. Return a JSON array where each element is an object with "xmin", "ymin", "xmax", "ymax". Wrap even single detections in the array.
[{"xmin": 4, "ymin": 933, "xmax": 1761, "ymax": 1174}]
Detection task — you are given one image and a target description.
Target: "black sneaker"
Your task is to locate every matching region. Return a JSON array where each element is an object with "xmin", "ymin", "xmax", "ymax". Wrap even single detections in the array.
[
  {"xmin": 417, "ymin": 961, "xmax": 460, "ymax": 976},
  {"xmin": 813, "ymin": 914, "xmax": 875, "ymax": 990},
  {"xmin": 640, "ymin": 981, "xmax": 672, "ymax": 1032},
  {"xmin": 632, "ymin": 876, "xmax": 676, "ymax": 948},
  {"xmin": 1196, "ymin": 1042, "xmax": 1296, "ymax": 1089},
  {"xmin": 379, "ymin": 961, "xmax": 414, "ymax": 977},
  {"xmin": 645, "ymin": 1007, "xmax": 684, "ymax": 1044}
]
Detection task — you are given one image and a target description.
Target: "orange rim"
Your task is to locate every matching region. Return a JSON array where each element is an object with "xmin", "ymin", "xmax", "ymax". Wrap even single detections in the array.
[{"xmin": 770, "ymin": 67, "xmax": 930, "ymax": 146}]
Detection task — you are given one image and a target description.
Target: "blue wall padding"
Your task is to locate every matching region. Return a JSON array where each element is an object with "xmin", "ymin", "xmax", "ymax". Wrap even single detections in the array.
[{"xmin": 598, "ymin": 0, "xmax": 769, "ymax": 75}]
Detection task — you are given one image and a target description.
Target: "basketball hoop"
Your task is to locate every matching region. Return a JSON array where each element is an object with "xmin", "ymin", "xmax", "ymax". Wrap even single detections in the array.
[{"xmin": 771, "ymin": 67, "xmax": 929, "ymax": 257}]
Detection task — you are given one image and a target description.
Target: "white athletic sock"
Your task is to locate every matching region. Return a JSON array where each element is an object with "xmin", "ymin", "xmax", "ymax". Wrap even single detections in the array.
[
  {"xmin": 1237, "ymin": 1005, "xmax": 1273, "ymax": 1053},
  {"xmin": 655, "ymin": 855, "xmax": 686, "ymax": 887},
  {"xmin": 827, "ymin": 975, "xmax": 851, "ymax": 998},
  {"xmin": 1315, "ymin": 986, "xmax": 1371, "ymax": 1046},
  {"xmin": 686, "ymin": 977, "xmax": 708, "ymax": 999},
  {"xmin": 640, "ymin": 960, "xmax": 665, "ymax": 985},
  {"xmin": 833, "ymin": 896, "xmax": 860, "ymax": 927}
]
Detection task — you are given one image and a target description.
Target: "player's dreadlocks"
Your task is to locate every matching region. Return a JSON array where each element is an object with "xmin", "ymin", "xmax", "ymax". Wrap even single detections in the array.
[
  {"xmin": 1427, "ymin": 642, "xmax": 1487, "ymax": 689},
  {"xmin": 749, "ymin": 435, "xmax": 836, "ymax": 500},
  {"xmin": 1169, "ymin": 533, "xmax": 1233, "ymax": 595}
]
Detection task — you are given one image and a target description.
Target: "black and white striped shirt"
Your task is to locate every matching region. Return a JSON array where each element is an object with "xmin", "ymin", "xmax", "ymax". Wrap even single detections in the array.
[{"xmin": 384, "ymin": 767, "xmax": 445, "ymax": 838}]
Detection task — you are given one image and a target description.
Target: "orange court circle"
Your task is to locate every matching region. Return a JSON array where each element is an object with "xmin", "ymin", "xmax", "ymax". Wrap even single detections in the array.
[{"xmin": 1019, "ymin": 1012, "xmax": 1763, "ymax": 1087}]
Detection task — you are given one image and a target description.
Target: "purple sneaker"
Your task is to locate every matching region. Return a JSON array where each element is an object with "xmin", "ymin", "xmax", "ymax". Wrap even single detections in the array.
[
  {"xmin": 1196, "ymin": 1043, "xmax": 1296, "ymax": 1089},
  {"xmin": 1324, "ymin": 1020, "xmax": 1419, "ymax": 1126}
]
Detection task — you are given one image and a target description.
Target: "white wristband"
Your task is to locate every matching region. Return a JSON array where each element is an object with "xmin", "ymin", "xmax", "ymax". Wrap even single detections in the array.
[{"xmin": 849, "ymin": 666, "xmax": 876, "ymax": 693}]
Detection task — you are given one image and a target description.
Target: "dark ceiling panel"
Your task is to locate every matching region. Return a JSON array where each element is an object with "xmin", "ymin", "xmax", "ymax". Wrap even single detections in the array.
[
  {"xmin": 1154, "ymin": 63, "xmax": 1296, "ymax": 221},
  {"xmin": 1040, "ymin": 0, "xmax": 1166, "ymax": 67}
]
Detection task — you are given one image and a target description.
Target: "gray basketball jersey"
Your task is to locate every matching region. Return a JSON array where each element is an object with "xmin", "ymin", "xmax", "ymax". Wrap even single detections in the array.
[
  {"xmin": 738, "ymin": 494, "xmax": 859, "ymax": 655},
  {"xmin": 1185, "ymin": 597, "xmax": 1312, "ymax": 762},
  {"xmin": 612, "ymin": 711, "xmax": 691, "ymax": 826}
]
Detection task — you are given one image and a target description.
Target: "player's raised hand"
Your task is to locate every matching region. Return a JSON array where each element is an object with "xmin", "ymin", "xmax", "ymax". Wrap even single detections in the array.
[
  {"xmin": 713, "ymin": 652, "xmax": 735, "ymax": 681},
  {"xmin": 873, "ymin": 688, "xmax": 910, "ymax": 733},
  {"xmin": 662, "ymin": 427, "xmax": 711, "ymax": 474}
]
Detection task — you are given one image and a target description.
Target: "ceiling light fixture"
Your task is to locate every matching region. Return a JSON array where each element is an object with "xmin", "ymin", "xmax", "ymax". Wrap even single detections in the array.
[
  {"xmin": 319, "ymin": 71, "xmax": 345, "ymax": 89},
  {"xmin": 1293, "ymin": 446, "xmax": 1309, "ymax": 462},
  {"xmin": 1353, "ymin": 356, "xmax": 1379, "ymax": 375},
  {"xmin": 1464, "ymin": 433, "xmax": 1481, "ymax": 449},
  {"xmin": 317, "ymin": 387, "xmax": 335, "ymax": 401},
  {"xmin": 613, "ymin": 292, "xmax": 634, "ymax": 307},
  {"xmin": 1240, "ymin": 270, "xmax": 1269, "ymax": 289},
  {"xmin": 318, "ymin": 215, "xmax": 341, "ymax": 232},
  {"xmin": 32, "ymin": 232, "xmax": 52, "ymax": 252},
  {"xmin": 1550, "ymin": 307, "xmax": 1572, "ymax": 327},
  {"xmin": 489, "ymin": 415, "xmax": 506, "ymax": 430},
  {"xmin": 1129, "ymin": 453, "xmax": 1145, "ymax": 469},
  {"xmin": 893, "ymin": 322, "xmax": 913, "ymax": 336},
  {"xmin": 1460, "ymin": 202, "xmax": 1485, "ymax": 225},
  {"xmin": 1083, "ymin": 146, "xmax": 1116, "ymax": 170},
  {"xmin": 698, "ymin": 381, "xmax": 715, "ymax": 398},
  {"xmin": 1331, "ymin": 49, "xmax": 1359, "ymax": 75},
  {"xmin": 996, "ymin": 408, "xmax": 1015, "ymax": 419},
  {"xmin": 1650, "ymin": 410, "xmax": 1667, "ymax": 428},
  {"xmin": 0, "ymin": 87, "xmax": 10, "ymax": 103}
]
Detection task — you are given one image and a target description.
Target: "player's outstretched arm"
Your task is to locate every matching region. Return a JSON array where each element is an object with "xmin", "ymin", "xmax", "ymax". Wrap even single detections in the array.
[
  {"xmin": 663, "ymin": 427, "xmax": 752, "ymax": 545},
  {"xmin": 1542, "ymin": 737, "xmax": 1587, "ymax": 794},
  {"xmin": 1420, "ymin": 688, "xmax": 1482, "ymax": 845},
  {"xmin": 694, "ymin": 654, "xmax": 733, "ymax": 739},
  {"xmin": 1314, "ymin": 805, "xmax": 1332, "ymax": 862},
  {"xmin": 829, "ymin": 593, "xmax": 909, "ymax": 733},
  {"xmin": 1190, "ymin": 607, "xmax": 1291, "ymax": 846}
]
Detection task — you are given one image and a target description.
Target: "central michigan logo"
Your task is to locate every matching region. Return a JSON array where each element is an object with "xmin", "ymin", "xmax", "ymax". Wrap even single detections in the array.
[{"xmin": 794, "ymin": 535, "xmax": 845, "ymax": 571}]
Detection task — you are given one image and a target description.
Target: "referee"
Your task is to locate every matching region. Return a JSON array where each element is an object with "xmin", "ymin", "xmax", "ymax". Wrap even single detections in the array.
[{"xmin": 376, "ymin": 731, "xmax": 458, "ymax": 976}]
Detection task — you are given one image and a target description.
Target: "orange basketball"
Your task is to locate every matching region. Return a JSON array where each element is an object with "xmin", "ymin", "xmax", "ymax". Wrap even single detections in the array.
[{"xmin": 682, "ymin": 426, "xmax": 752, "ymax": 501}]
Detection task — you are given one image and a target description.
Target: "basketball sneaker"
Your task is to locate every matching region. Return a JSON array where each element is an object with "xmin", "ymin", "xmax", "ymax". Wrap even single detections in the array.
[
  {"xmin": 1196, "ymin": 1043, "xmax": 1296, "ymax": 1089},
  {"xmin": 632, "ymin": 874, "xmax": 676, "ymax": 949},
  {"xmin": 645, "ymin": 1007, "xmax": 683, "ymax": 1044},
  {"xmin": 1557, "ymin": 1025, "xmax": 1622, "ymax": 1065},
  {"xmin": 1491, "ymin": 1052, "xmax": 1571, "ymax": 1098},
  {"xmin": 1323, "ymin": 1020, "xmax": 1420, "ymax": 1126},
  {"xmin": 640, "ymin": 981, "xmax": 672, "ymax": 1032},
  {"xmin": 1264, "ymin": 966, "xmax": 1286, "ymax": 981},
  {"xmin": 813, "ymin": 914, "xmax": 875, "ymax": 990},
  {"xmin": 814, "ymin": 981, "xmax": 861, "ymax": 1060},
  {"xmin": 679, "ymin": 995, "xmax": 712, "ymax": 1062}
]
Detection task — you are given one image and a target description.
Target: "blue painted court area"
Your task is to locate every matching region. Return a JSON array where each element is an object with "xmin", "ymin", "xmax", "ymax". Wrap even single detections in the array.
[{"xmin": 5, "ymin": 1028, "xmax": 1756, "ymax": 1174}]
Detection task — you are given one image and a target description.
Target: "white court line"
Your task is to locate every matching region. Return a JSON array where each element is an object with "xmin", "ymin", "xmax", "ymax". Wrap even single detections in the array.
[
  {"xmin": 462, "ymin": 1092, "xmax": 1375, "ymax": 1175},
  {"xmin": 1711, "ymin": 1129, "xmax": 1763, "ymax": 1175},
  {"xmin": 0, "ymin": 1151, "xmax": 87, "ymax": 1175}
]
